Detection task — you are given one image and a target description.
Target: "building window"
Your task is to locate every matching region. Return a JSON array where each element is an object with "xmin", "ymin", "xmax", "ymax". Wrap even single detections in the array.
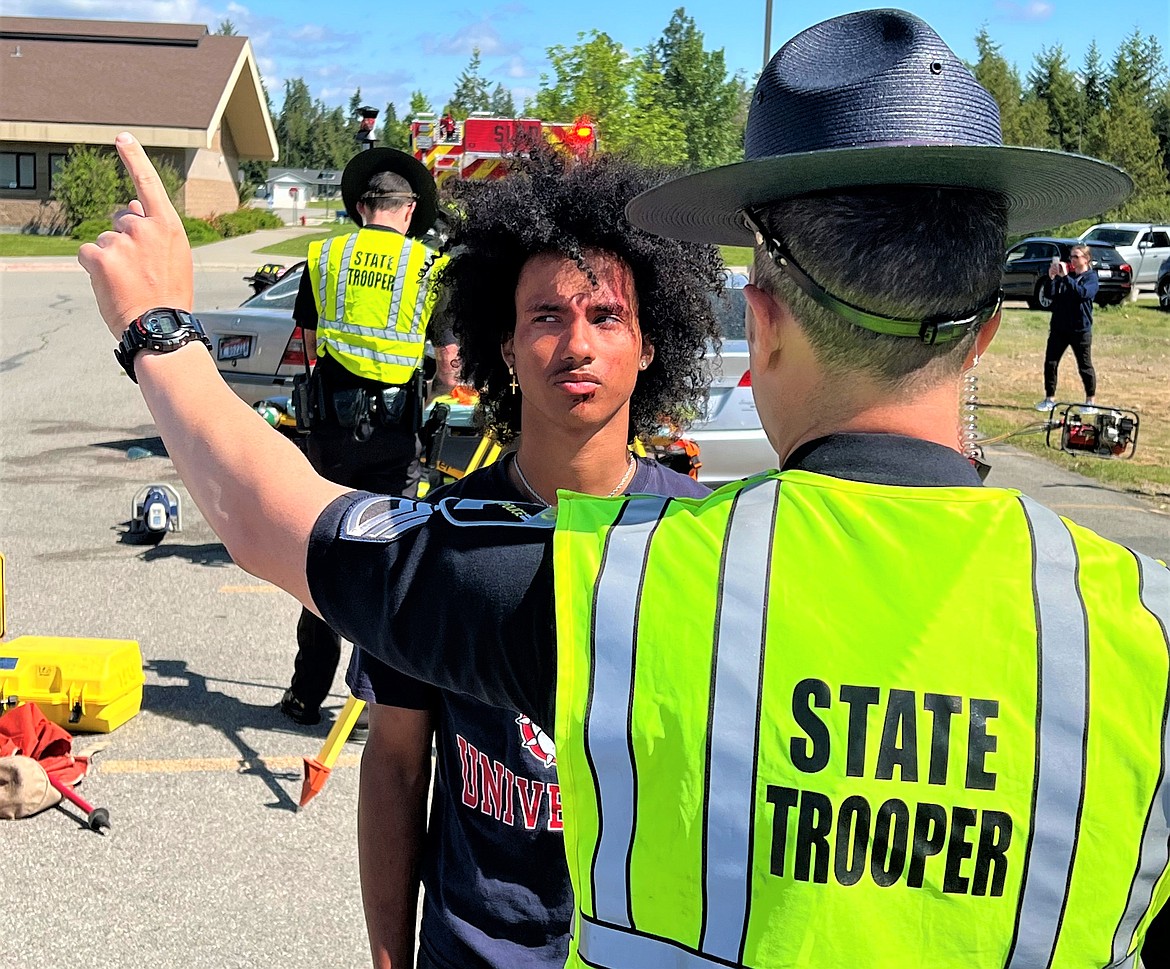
[
  {"xmin": 0, "ymin": 152, "xmax": 36, "ymax": 190},
  {"xmin": 49, "ymin": 153, "xmax": 66, "ymax": 192}
]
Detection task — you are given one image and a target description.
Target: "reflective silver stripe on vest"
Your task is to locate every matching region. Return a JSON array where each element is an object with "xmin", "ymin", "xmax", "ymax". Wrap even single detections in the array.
[
  {"xmin": 330, "ymin": 321, "xmax": 426, "ymax": 344},
  {"xmin": 332, "ymin": 232, "xmax": 358, "ymax": 320},
  {"xmin": 578, "ymin": 915, "xmax": 734, "ymax": 969},
  {"xmin": 1109, "ymin": 552, "xmax": 1170, "ymax": 966},
  {"xmin": 333, "ymin": 232, "xmax": 359, "ymax": 320},
  {"xmin": 410, "ymin": 246, "xmax": 433, "ymax": 333},
  {"xmin": 1005, "ymin": 496, "xmax": 1089, "ymax": 969},
  {"xmin": 386, "ymin": 237, "xmax": 415, "ymax": 332},
  {"xmin": 699, "ymin": 478, "xmax": 780, "ymax": 962},
  {"xmin": 316, "ymin": 339, "xmax": 421, "ymax": 368},
  {"xmin": 586, "ymin": 496, "xmax": 671, "ymax": 928},
  {"xmin": 315, "ymin": 236, "xmax": 333, "ymax": 315}
]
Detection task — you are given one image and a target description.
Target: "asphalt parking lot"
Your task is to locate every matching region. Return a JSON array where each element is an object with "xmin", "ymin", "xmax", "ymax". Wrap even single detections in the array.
[{"xmin": 1, "ymin": 263, "xmax": 1167, "ymax": 969}]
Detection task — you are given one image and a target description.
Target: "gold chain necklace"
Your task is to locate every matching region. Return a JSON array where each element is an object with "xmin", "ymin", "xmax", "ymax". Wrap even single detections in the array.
[{"xmin": 512, "ymin": 452, "xmax": 636, "ymax": 507}]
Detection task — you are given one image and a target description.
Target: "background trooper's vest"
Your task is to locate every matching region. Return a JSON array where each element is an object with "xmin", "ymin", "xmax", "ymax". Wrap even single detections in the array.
[
  {"xmin": 307, "ymin": 227, "xmax": 446, "ymax": 385},
  {"xmin": 552, "ymin": 470, "xmax": 1170, "ymax": 968}
]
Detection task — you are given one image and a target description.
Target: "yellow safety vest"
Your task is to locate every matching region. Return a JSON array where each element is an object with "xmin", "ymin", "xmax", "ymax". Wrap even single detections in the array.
[
  {"xmin": 552, "ymin": 470, "xmax": 1170, "ymax": 969},
  {"xmin": 307, "ymin": 228, "xmax": 447, "ymax": 385}
]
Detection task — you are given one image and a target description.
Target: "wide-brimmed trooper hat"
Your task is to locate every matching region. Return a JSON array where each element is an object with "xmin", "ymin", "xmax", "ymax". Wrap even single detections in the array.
[
  {"xmin": 341, "ymin": 147, "xmax": 439, "ymax": 237},
  {"xmin": 626, "ymin": 9, "xmax": 1132, "ymax": 246}
]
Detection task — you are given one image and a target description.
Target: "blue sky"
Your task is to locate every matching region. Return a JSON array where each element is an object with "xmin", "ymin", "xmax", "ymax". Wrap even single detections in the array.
[{"xmin": 11, "ymin": 0, "xmax": 1168, "ymax": 118}]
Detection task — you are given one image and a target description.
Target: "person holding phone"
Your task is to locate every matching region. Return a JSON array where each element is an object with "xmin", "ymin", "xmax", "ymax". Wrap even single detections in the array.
[{"xmin": 1035, "ymin": 243, "xmax": 1099, "ymax": 411}]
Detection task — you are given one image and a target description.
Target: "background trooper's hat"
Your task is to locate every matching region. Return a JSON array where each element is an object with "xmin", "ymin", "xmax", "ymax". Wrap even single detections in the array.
[
  {"xmin": 627, "ymin": 9, "xmax": 1132, "ymax": 244},
  {"xmin": 341, "ymin": 148, "xmax": 439, "ymax": 237}
]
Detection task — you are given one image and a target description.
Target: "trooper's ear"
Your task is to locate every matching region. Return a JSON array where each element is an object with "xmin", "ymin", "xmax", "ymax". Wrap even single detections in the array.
[
  {"xmin": 500, "ymin": 338, "xmax": 514, "ymax": 369},
  {"xmin": 744, "ymin": 283, "xmax": 785, "ymax": 371},
  {"xmin": 965, "ymin": 311, "xmax": 1001, "ymax": 369}
]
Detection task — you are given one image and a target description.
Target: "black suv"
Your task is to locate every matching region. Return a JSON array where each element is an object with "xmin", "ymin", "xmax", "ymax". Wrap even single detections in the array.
[{"xmin": 1001, "ymin": 237, "xmax": 1132, "ymax": 310}]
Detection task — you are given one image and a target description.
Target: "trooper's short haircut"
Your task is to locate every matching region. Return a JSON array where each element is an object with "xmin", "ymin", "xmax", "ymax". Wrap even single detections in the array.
[
  {"xmin": 752, "ymin": 186, "xmax": 1007, "ymax": 389},
  {"xmin": 361, "ymin": 171, "xmax": 415, "ymax": 214}
]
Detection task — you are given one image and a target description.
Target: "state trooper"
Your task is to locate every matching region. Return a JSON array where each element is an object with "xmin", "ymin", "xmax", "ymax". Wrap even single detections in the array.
[
  {"xmin": 80, "ymin": 9, "xmax": 1168, "ymax": 967},
  {"xmin": 280, "ymin": 147, "xmax": 447, "ymax": 726}
]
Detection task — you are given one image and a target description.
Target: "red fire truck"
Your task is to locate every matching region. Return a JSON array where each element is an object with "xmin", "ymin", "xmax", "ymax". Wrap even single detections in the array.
[{"xmin": 409, "ymin": 112, "xmax": 597, "ymax": 186}]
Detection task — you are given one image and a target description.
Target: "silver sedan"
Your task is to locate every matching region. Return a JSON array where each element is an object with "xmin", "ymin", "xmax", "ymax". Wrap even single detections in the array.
[
  {"xmin": 200, "ymin": 261, "xmax": 310, "ymax": 407},
  {"xmin": 687, "ymin": 273, "xmax": 777, "ymax": 486}
]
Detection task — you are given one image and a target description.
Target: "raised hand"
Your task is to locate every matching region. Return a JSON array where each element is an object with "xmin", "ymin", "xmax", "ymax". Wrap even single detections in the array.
[{"xmin": 78, "ymin": 132, "xmax": 194, "ymax": 337}]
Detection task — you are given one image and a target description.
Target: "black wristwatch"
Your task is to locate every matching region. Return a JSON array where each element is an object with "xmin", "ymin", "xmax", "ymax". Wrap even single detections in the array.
[{"xmin": 115, "ymin": 308, "xmax": 212, "ymax": 383}]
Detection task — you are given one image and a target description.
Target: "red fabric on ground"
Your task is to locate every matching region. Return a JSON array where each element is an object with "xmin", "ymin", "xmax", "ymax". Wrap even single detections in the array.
[{"xmin": 0, "ymin": 704, "xmax": 88, "ymax": 786}]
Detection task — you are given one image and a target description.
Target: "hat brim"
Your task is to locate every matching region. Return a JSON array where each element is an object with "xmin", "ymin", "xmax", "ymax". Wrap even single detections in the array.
[
  {"xmin": 626, "ymin": 146, "xmax": 1133, "ymax": 245},
  {"xmin": 342, "ymin": 148, "xmax": 439, "ymax": 237}
]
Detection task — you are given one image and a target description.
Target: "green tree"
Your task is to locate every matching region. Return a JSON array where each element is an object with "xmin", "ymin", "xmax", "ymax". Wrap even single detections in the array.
[
  {"xmin": 448, "ymin": 48, "xmax": 491, "ymax": 118},
  {"xmin": 655, "ymin": 8, "xmax": 749, "ymax": 167},
  {"xmin": 1091, "ymin": 93, "xmax": 1166, "ymax": 199},
  {"xmin": 379, "ymin": 101, "xmax": 410, "ymax": 150},
  {"xmin": 1108, "ymin": 30, "xmax": 1165, "ymax": 108},
  {"xmin": 1089, "ymin": 31, "xmax": 1170, "ymax": 215},
  {"xmin": 1082, "ymin": 41, "xmax": 1107, "ymax": 121},
  {"xmin": 215, "ymin": 19, "xmax": 237, "ymax": 36},
  {"xmin": 530, "ymin": 31, "xmax": 638, "ymax": 146},
  {"xmin": 311, "ymin": 102, "xmax": 357, "ymax": 170},
  {"xmin": 1153, "ymin": 85, "xmax": 1170, "ymax": 187},
  {"xmin": 971, "ymin": 28, "xmax": 1019, "ymax": 107},
  {"xmin": 276, "ymin": 77, "xmax": 314, "ymax": 167},
  {"xmin": 51, "ymin": 146, "xmax": 124, "ymax": 226},
  {"xmin": 409, "ymin": 90, "xmax": 433, "ymax": 119},
  {"xmin": 52, "ymin": 145, "xmax": 183, "ymax": 227},
  {"xmin": 1027, "ymin": 45, "xmax": 1084, "ymax": 151},
  {"xmin": 606, "ymin": 49, "xmax": 688, "ymax": 166},
  {"xmin": 489, "ymin": 83, "xmax": 516, "ymax": 117},
  {"xmin": 971, "ymin": 28, "xmax": 1034, "ymax": 146}
]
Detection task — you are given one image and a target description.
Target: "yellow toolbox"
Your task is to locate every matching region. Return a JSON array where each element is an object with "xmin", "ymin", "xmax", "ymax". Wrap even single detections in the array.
[{"xmin": 0, "ymin": 635, "xmax": 145, "ymax": 733}]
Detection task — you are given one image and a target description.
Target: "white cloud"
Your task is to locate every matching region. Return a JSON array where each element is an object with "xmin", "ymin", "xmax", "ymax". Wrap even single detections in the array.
[
  {"xmin": 992, "ymin": 0, "xmax": 1055, "ymax": 22},
  {"xmin": 420, "ymin": 19, "xmax": 506, "ymax": 57}
]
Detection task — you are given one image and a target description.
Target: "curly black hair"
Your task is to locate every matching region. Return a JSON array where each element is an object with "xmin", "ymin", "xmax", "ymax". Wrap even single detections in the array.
[{"xmin": 435, "ymin": 149, "xmax": 725, "ymax": 442}]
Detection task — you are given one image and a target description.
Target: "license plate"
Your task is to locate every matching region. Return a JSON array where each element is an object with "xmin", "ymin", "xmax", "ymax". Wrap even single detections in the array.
[
  {"xmin": 217, "ymin": 335, "xmax": 253, "ymax": 361},
  {"xmin": 1098, "ymin": 269, "xmax": 1113, "ymax": 278}
]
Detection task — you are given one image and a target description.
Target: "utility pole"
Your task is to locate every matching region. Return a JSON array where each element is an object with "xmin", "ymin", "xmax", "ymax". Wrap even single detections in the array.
[{"xmin": 763, "ymin": 0, "xmax": 774, "ymax": 72}]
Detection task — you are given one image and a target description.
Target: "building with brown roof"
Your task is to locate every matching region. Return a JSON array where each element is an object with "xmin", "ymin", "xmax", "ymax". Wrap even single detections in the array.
[{"xmin": 0, "ymin": 16, "xmax": 278, "ymax": 230}]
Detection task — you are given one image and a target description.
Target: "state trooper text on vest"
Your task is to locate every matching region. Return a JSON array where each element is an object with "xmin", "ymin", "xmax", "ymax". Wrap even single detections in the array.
[{"xmin": 767, "ymin": 678, "xmax": 1013, "ymax": 896}]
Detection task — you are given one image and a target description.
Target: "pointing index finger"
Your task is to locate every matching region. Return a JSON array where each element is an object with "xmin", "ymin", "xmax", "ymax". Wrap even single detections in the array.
[{"xmin": 115, "ymin": 132, "xmax": 174, "ymax": 221}]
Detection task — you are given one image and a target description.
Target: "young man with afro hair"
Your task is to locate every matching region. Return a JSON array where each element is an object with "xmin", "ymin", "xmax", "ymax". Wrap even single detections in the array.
[{"xmin": 345, "ymin": 149, "xmax": 726, "ymax": 969}]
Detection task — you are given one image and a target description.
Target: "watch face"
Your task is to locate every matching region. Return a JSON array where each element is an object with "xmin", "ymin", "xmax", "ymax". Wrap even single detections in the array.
[{"xmin": 142, "ymin": 311, "xmax": 182, "ymax": 336}]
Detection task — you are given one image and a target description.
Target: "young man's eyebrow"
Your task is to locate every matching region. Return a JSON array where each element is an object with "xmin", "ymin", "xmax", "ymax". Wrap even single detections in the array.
[{"xmin": 521, "ymin": 299, "xmax": 630, "ymax": 315}]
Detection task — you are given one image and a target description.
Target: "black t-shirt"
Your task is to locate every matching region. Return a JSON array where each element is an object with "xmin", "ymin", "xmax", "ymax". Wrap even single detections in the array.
[{"xmin": 344, "ymin": 457, "xmax": 708, "ymax": 969}]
